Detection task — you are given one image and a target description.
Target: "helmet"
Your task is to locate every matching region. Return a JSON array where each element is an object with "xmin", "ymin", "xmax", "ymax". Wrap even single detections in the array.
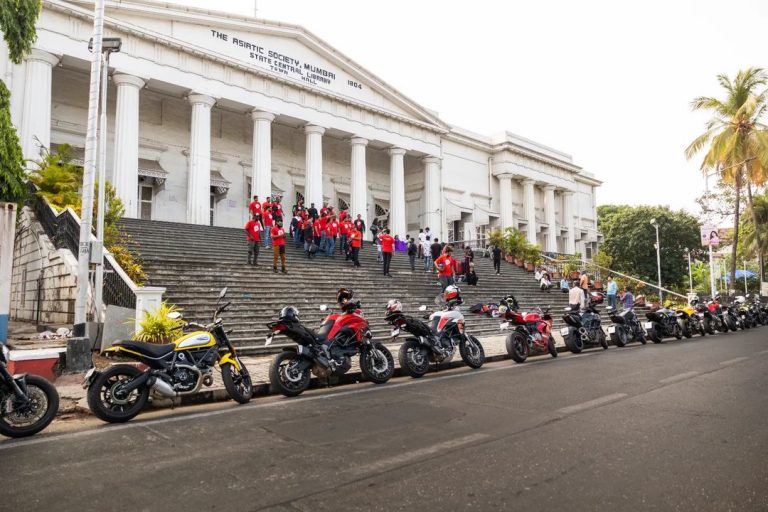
[
  {"xmin": 735, "ymin": 296, "xmax": 745, "ymax": 304},
  {"xmin": 337, "ymin": 288, "xmax": 354, "ymax": 305},
  {"xmin": 386, "ymin": 299, "xmax": 403, "ymax": 314},
  {"xmin": 279, "ymin": 306, "xmax": 299, "ymax": 322},
  {"xmin": 714, "ymin": 293, "xmax": 721, "ymax": 302},
  {"xmin": 443, "ymin": 285, "xmax": 460, "ymax": 303},
  {"xmin": 498, "ymin": 305, "xmax": 508, "ymax": 314}
]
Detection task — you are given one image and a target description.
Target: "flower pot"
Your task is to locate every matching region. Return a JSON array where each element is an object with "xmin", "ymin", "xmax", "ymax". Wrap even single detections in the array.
[
  {"xmin": 569, "ymin": 271, "xmax": 580, "ymax": 280},
  {"xmin": 515, "ymin": 258, "xmax": 524, "ymax": 267},
  {"xmin": 552, "ymin": 271, "xmax": 561, "ymax": 279},
  {"xmin": 594, "ymin": 280, "xmax": 603, "ymax": 290},
  {"xmin": 526, "ymin": 262, "xmax": 535, "ymax": 272},
  {"xmin": 505, "ymin": 255, "xmax": 514, "ymax": 263}
]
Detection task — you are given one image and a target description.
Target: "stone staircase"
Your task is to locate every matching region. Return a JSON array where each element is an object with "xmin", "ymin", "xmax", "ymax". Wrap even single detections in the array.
[{"xmin": 118, "ymin": 219, "xmax": 581, "ymax": 352}]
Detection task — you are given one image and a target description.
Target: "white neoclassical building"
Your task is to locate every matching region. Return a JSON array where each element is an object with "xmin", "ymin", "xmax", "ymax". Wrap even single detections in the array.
[{"xmin": 2, "ymin": 0, "xmax": 602, "ymax": 256}]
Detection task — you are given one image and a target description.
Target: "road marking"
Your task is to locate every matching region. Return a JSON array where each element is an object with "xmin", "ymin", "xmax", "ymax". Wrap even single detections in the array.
[
  {"xmin": 659, "ymin": 371, "xmax": 699, "ymax": 384},
  {"xmin": 557, "ymin": 393, "xmax": 628, "ymax": 415},
  {"xmin": 758, "ymin": 350, "xmax": 768, "ymax": 355},
  {"xmin": 347, "ymin": 433, "xmax": 490, "ymax": 475},
  {"xmin": 719, "ymin": 357, "xmax": 748, "ymax": 366}
]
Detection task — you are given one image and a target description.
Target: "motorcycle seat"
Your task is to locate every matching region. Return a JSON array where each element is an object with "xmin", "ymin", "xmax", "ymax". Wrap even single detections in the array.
[{"xmin": 114, "ymin": 341, "xmax": 176, "ymax": 358}]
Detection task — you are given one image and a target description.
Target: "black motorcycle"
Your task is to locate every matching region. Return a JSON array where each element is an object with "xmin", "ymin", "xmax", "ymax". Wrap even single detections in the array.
[
  {"xmin": 694, "ymin": 302, "xmax": 716, "ymax": 334},
  {"xmin": 0, "ymin": 345, "xmax": 59, "ymax": 438},
  {"xmin": 561, "ymin": 303, "xmax": 608, "ymax": 353},
  {"xmin": 724, "ymin": 304, "xmax": 741, "ymax": 331},
  {"xmin": 751, "ymin": 298, "xmax": 768, "ymax": 325},
  {"xmin": 605, "ymin": 306, "xmax": 646, "ymax": 347},
  {"xmin": 706, "ymin": 300, "xmax": 731, "ymax": 333},
  {"xmin": 734, "ymin": 298, "xmax": 756, "ymax": 329},
  {"xmin": 644, "ymin": 307, "xmax": 682, "ymax": 343}
]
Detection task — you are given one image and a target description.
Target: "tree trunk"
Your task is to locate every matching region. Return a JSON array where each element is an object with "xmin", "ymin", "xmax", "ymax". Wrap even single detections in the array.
[
  {"xmin": 746, "ymin": 181, "xmax": 765, "ymax": 283},
  {"xmin": 730, "ymin": 172, "xmax": 741, "ymax": 295}
]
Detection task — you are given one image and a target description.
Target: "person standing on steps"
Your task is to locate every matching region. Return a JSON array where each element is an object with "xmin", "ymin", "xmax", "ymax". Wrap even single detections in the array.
[
  {"xmin": 262, "ymin": 206, "xmax": 273, "ymax": 249},
  {"xmin": 244, "ymin": 214, "xmax": 262, "ymax": 265},
  {"xmin": 606, "ymin": 276, "xmax": 618, "ymax": 309},
  {"xmin": 580, "ymin": 269, "xmax": 590, "ymax": 294},
  {"xmin": 326, "ymin": 215, "xmax": 339, "ymax": 258},
  {"xmin": 380, "ymin": 228, "xmax": 395, "ymax": 277},
  {"xmin": 370, "ymin": 219, "xmax": 380, "ymax": 246},
  {"xmin": 308, "ymin": 202, "xmax": 318, "ymax": 220},
  {"xmin": 349, "ymin": 225, "xmax": 362, "ymax": 268},
  {"xmin": 302, "ymin": 218, "xmax": 314, "ymax": 258},
  {"xmin": 434, "ymin": 245, "xmax": 457, "ymax": 291},
  {"xmin": 407, "ymin": 237, "xmax": 417, "ymax": 271},
  {"xmin": 249, "ymin": 195, "xmax": 261, "ymax": 218},
  {"xmin": 569, "ymin": 280, "xmax": 585, "ymax": 311},
  {"xmin": 353, "ymin": 214, "xmax": 366, "ymax": 242},
  {"xmin": 430, "ymin": 238, "xmax": 442, "ymax": 273},
  {"xmin": 492, "ymin": 244, "xmax": 502, "ymax": 275},
  {"xmin": 271, "ymin": 220, "xmax": 287, "ymax": 274},
  {"xmin": 417, "ymin": 229, "xmax": 425, "ymax": 259}
]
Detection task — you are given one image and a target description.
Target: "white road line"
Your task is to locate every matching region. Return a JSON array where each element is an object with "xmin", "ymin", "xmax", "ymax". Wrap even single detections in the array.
[
  {"xmin": 347, "ymin": 433, "xmax": 490, "ymax": 475},
  {"xmin": 557, "ymin": 393, "xmax": 628, "ymax": 415},
  {"xmin": 659, "ymin": 371, "xmax": 699, "ymax": 384},
  {"xmin": 758, "ymin": 350, "xmax": 768, "ymax": 355},
  {"xmin": 719, "ymin": 357, "xmax": 749, "ymax": 366}
]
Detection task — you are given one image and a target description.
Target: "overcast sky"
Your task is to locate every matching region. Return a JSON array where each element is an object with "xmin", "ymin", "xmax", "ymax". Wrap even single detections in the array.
[{"xmin": 149, "ymin": 0, "xmax": 768, "ymax": 214}]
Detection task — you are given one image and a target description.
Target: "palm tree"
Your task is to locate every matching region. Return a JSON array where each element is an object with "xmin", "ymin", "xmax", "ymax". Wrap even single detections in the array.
[{"xmin": 685, "ymin": 68, "xmax": 768, "ymax": 285}]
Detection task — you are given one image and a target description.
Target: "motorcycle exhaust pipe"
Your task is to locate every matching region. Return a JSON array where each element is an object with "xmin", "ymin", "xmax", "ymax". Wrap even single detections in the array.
[
  {"xmin": 149, "ymin": 377, "xmax": 178, "ymax": 398},
  {"xmin": 578, "ymin": 327, "xmax": 589, "ymax": 342},
  {"xmin": 119, "ymin": 371, "xmax": 151, "ymax": 394}
]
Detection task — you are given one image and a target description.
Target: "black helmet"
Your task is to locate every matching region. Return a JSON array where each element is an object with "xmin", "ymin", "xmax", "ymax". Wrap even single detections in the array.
[
  {"xmin": 337, "ymin": 288, "xmax": 354, "ymax": 304},
  {"xmin": 279, "ymin": 306, "xmax": 299, "ymax": 322}
]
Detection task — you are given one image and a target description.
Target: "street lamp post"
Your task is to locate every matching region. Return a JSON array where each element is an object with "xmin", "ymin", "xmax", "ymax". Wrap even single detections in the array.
[
  {"xmin": 685, "ymin": 247, "xmax": 693, "ymax": 294},
  {"xmin": 743, "ymin": 258, "xmax": 748, "ymax": 294},
  {"xmin": 650, "ymin": 218, "xmax": 662, "ymax": 303}
]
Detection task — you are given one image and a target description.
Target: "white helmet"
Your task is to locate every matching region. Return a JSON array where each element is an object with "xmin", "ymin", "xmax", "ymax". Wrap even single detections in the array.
[{"xmin": 386, "ymin": 299, "xmax": 403, "ymax": 313}]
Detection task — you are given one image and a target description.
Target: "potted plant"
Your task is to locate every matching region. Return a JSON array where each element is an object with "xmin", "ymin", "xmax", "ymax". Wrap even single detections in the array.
[
  {"xmin": 503, "ymin": 228, "xmax": 525, "ymax": 265},
  {"xmin": 590, "ymin": 251, "xmax": 613, "ymax": 290},
  {"xmin": 524, "ymin": 243, "xmax": 542, "ymax": 272}
]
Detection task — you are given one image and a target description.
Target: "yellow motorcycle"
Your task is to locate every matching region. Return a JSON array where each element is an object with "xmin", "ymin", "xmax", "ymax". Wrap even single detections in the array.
[{"xmin": 84, "ymin": 288, "xmax": 252, "ymax": 423}]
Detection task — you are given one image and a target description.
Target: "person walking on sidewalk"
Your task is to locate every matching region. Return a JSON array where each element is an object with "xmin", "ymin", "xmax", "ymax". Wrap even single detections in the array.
[
  {"xmin": 350, "ymin": 226, "xmax": 362, "ymax": 267},
  {"xmin": 606, "ymin": 276, "xmax": 618, "ymax": 309},
  {"xmin": 492, "ymin": 244, "xmax": 502, "ymax": 274},
  {"xmin": 434, "ymin": 245, "xmax": 457, "ymax": 291},
  {"xmin": 271, "ymin": 220, "xmax": 287, "ymax": 274},
  {"xmin": 380, "ymin": 229, "xmax": 395, "ymax": 277},
  {"xmin": 407, "ymin": 237, "xmax": 417, "ymax": 271},
  {"xmin": 244, "ymin": 215, "xmax": 262, "ymax": 265}
]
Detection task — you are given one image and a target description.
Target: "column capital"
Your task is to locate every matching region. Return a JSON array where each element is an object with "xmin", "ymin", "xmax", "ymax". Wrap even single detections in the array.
[
  {"xmin": 422, "ymin": 155, "xmax": 441, "ymax": 165},
  {"xmin": 26, "ymin": 48, "xmax": 59, "ymax": 67},
  {"xmin": 496, "ymin": 173, "xmax": 514, "ymax": 181},
  {"xmin": 388, "ymin": 147, "xmax": 407, "ymax": 157},
  {"xmin": 304, "ymin": 124, "xmax": 326, "ymax": 135},
  {"xmin": 188, "ymin": 93, "xmax": 216, "ymax": 107},
  {"xmin": 113, "ymin": 73, "xmax": 145, "ymax": 89},
  {"xmin": 562, "ymin": 189, "xmax": 575, "ymax": 197},
  {"xmin": 250, "ymin": 110, "xmax": 275, "ymax": 122},
  {"xmin": 521, "ymin": 178, "xmax": 536, "ymax": 186},
  {"xmin": 543, "ymin": 184, "xmax": 556, "ymax": 192},
  {"xmin": 350, "ymin": 136, "xmax": 369, "ymax": 146}
]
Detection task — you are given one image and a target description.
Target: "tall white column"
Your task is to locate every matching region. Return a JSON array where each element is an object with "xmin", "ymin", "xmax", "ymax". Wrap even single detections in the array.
[
  {"xmin": 304, "ymin": 124, "xmax": 325, "ymax": 208},
  {"xmin": 20, "ymin": 49, "xmax": 59, "ymax": 162},
  {"xmin": 388, "ymin": 147, "xmax": 406, "ymax": 238},
  {"xmin": 544, "ymin": 185, "xmax": 557, "ymax": 252},
  {"xmin": 251, "ymin": 110, "xmax": 275, "ymax": 201},
  {"xmin": 498, "ymin": 174, "xmax": 514, "ymax": 230},
  {"xmin": 187, "ymin": 94, "xmax": 215, "ymax": 225},
  {"xmin": 563, "ymin": 191, "xmax": 576, "ymax": 254},
  {"xmin": 423, "ymin": 156, "xmax": 441, "ymax": 235},
  {"xmin": 350, "ymin": 137, "xmax": 368, "ymax": 225},
  {"xmin": 522, "ymin": 179, "xmax": 537, "ymax": 244},
  {"xmin": 112, "ymin": 74, "xmax": 145, "ymax": 218}
]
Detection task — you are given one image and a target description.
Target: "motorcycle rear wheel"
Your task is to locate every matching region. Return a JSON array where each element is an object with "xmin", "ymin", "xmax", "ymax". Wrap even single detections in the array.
[
  {"xmin": 683, "ymin": 326, "xmax": 693, "ymax": 339},
  {"xmin": 221, "ymin": 361, "xmax": 252, "ymax": 404},
  {"xmin": 460, "ymin": 335, "xmax": 485, "ymax": 369},
  {"xmin": 547, "ymin": 337, "xmax": 558, "ymax": 357},
  {"xmin": 704, "ymin": 318, "xmax": 715, "ymax": 335},
  {"xmin": 505, "ymin": 331, "xmax": 529, "ymax": 363},
  {"xmin": 360, "ymin": 343, "xmax": 395, "ymax": 384},
  {"xmin": 599, "ymin": 330, "xmax": 608, "ymax": 350},
  {"xmin": 611, "ymin": 327, "xmax": 628, "ymax": 348},
  {"xmin": 87, "ymin": 365, "xmax": 149, "ymax": 423},
  {"xmin": 398, "ymin": 339, "xmax": 429, "ymax": 378},
  {"xmin": 648, "ymin": 327, "xmax": 662, "ymax": 343},
  {"xmin": 0, "ymin": 375, "xmax": 59, "ymax": 438},
  {"xmin": 673, "ymin": 324, "xmax": 683, "ymax": 340},
  {"xmin": 270, "ymin": 351, "xmax": 311, "ymax": 397},
  {"xmin": 565, "ymin": 332, "xmax": 583, "ymax": 353}
]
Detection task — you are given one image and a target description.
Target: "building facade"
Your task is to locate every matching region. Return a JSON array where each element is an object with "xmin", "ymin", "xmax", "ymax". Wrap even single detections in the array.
[{"xmin": 2, "ymin": 0, "xmax": 602, "ymax": 256}]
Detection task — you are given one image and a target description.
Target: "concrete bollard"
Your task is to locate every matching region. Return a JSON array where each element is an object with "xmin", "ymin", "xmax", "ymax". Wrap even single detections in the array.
[{"xmin": 66, "ymin": 337, "xmax": 94, "ymax": 373}]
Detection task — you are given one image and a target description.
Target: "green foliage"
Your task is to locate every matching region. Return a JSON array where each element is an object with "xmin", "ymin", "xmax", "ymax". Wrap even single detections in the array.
[
  {"xmin": 488, "ymin": 229, "xmax": 504, "ymax": 249},
  {"xmin": 0, "ymin": 0, "xmax": 41, "ymax": 65},
  {"xmin": 598, "ymin": 204, "xmax": 702, "ymax": 290},
  {"xmin": 502, "ymin": 227, "xmax": 526, "ymax": 257},
  {"xmin": 0, "ymin": 81, "xmax": 25, "ymax": 203},
  {"xmin": 133, "ymin": 302, "xmax": 184, "ymax": 343},
  {"xmin": 740, "ymin": 188, "xmax": 768, "ymax": 260}
]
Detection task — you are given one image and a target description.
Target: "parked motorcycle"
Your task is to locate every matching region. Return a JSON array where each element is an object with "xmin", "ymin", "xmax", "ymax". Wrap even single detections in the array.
[
  {"xmin": 724, "ymin": 303, "xmax": 742, "ymax": 331},
  {"xmin": 561, "ymin": 302, "xmax": 608, "ymax": 353},
  {"xmin": 693, "ymin": 300, "xmax": 716, "ymax": 335},
  {"xmin": 605, "ymin": 306, "xmax": 647, "ymax": 347},
  {"xmin": 680, "ymin": 303, "xmax": 707, "ymax": 337},
  {"xmin": 0, "ymin": 344, "xmax": 59, "ymax": 438},
  {"xmin": 85, "ymin": 287, "xmax": 252, "ymax": 423},
  {"xmin": 707, "ymin": 298, "xmax": 731, "ymax": 333},
  {"xmin": 644, "ymin": 306, "xmax": 683, "ymax": 343},
  {"xmin": 499, "ymin": 295, "xmax": 557, "ymax": 362},
  {"xmin": 266, "ymin": 289, "xmax": 394, "ymax": 396},
  {"xmin": 750, "ymin": 297, "xmax": 768, "ymax": 325},
  {"xmin": 734, "ymin": 296, "xmax": 756, "ymax": 329},
  {"xmin": 385, "ymin": 287, "xmax": 485, "ymax": 377}
]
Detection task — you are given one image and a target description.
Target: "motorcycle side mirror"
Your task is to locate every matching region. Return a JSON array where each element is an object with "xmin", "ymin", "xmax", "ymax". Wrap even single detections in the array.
[
  {"xmin": 319, "ymin": 305, "xmax": 328, "ymax": 312},
  {"xmin": 167, "ymin": 311, "xmax": 182, "ymax": 320},
  {"xmin": 418, "ymin": 305, "xmax": 428, "ymax": 311}
]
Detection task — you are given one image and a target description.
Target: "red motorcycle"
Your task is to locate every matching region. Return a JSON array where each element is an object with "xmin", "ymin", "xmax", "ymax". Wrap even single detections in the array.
[
  {"xmin": 500, "ymin": 295, "xmax": 557, "ymax": 363},
  {"xmin": 266, "ymin": 289, "xmax": 394, "ymax": 397}
]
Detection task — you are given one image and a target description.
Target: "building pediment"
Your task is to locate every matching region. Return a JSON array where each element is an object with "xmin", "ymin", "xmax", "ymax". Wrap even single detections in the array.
[{"xmin": 57, "ymin": 0, "xmax": 448, "ymax": 132}]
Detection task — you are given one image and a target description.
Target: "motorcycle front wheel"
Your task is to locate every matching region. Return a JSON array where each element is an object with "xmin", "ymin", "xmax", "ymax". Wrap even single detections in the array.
[
  {"xmin": 673, "ymin": 323, "xmax": 683, "ymax": 340},
  {"xmin": 547, "ymin": 337, "xmax": 558, "ymax": 357},
  {"xmin": 703, "ymin": 318, "xmax": 715, "ymax": 335},
  {"xmin": 599, "ymin": 330, "xmax": 608, "ymax": 350},
  {"xmin": 398, "ymin": 339, "xmax": 429, "ymax": 378},
  {"xmin": 87, "ymin": 365, "xmax": 149, "ymax": 423},
  {"xmin": 269, "ymin": 351, "xmax": 311, "ymax": 397},
  {"xmin": 460, "ymin": 335, "xmax": 485, "ymax": 369},
  {"xmin": 221, "ymin": 361, "xmax": 252, "ymax": 404},
  {"xmin": 648, "ymin": 326, "xmax": 662, "ymax": 343},
  {"xmin": 360, "ymin": 343, "xmax": 395, "ymax": 384},
  {"xmin": 505, "ymin": 331, "xmax": 529, "ymax": 363},
  {"xmin": 0, "ymin": 375, "xmax": 59, "ymax": 438}
]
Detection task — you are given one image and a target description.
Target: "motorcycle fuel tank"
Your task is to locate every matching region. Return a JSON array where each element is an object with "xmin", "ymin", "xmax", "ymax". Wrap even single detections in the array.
[{"xmin": 174, "ymin": 331, "xmax": 215, "ymax": 350}]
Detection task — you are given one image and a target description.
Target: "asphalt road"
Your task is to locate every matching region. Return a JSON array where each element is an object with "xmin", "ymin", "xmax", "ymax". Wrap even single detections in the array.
[{"xmin": 2, "ymin": 329, "xmax": 767, "ymax": 511}]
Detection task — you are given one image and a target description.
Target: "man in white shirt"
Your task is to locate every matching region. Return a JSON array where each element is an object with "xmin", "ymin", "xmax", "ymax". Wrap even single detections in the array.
[
  {"xmin": 422, "ymin": 238, "xmax": 432, "ymax": 272},
  {"xmin": 424, "ymin": 227, "xmax": 431, "ymax": 241},
  {"xmin": 568, "ymin": 281, "xmax": 585, "ymax": 310},
  {"xmin": 417, "ymin": 229, "xmax": 426, "ymax": 259}
]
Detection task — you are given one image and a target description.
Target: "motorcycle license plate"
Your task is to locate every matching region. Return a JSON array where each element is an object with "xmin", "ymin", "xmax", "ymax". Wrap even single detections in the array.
[
  {"xmin": 607, "ymin": 325, "xmax": 616, "ymax": 334},
  {"xmin": 643, "ymin": 322, "xmax": 653, "ymax": 329},
  {"xmin": 390, "ymin": 328, "xmax": 400, "ymax": 337},
  {"xmin": 559, "ymin": 327, "xmax": 570, "ymax": 337},
  {"xmin": 82, "ymin": 367, "xmax": 96, "ymax": 389},
  {"xmin": 265, "ymin": 333, "xmax": 274, "ymax": 346}
]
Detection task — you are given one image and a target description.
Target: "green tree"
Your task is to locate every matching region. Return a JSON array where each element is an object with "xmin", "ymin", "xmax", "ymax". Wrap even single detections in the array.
[
  {"xmin": 597, "ymin": 205, "xmax": 702, "ymax": 292},
  {"xmin": 685, "ymin": 68, "xmax": 768, "ymax": 283}
]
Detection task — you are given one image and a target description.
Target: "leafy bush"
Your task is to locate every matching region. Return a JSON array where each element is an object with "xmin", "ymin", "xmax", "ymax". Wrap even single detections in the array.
[
  {"xmin": 133, "ymin": 302, "xmax": 184, "ymax": 343},
  {"xmin": 0, "ymin": 81, "xmax": 25, "ymax": 204},
  {"xmin": 503, "ymin": 228, "xmax": 526, "ymax": 257}
]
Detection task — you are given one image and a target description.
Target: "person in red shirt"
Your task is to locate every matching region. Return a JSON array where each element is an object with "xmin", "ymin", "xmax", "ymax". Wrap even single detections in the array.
[
  {"xmin": 271, "ymin": 220, "xmax": 287, "ymax": 273},
  {"xmin": 249, "ymin": 195, "xmax": 261, "ymax": 217},
  {"xmin": 339, "ymin": 209, "xmax": 348, "ymax": 223},
  {"xmin": 273, "ymin": 198, "xmax": 283, "ymax": 222},
  {"xmin": 244, "ymin": 215, "xmax": 262, "ymax": 265},
  {"xmin": 379, "ymin": 229, "xmax": 395, "ymax": 277},
  {"xmin": 320, "ymin": 203, "xmax": 328, "ymax": 217},
  {"xmin": 325, "ymin": 216, "xmax": 339, "ymax": 257},
  {"xmin": 434, "ymin": 245, "xmax": 457, "ymax": 291},
  {"xmin": 349, "ymin": 227, "xmax": 362, "ymax": 267},
  {"xmin": 262, "ymin": 208, "xmax": 274, "ymax": 248}
]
